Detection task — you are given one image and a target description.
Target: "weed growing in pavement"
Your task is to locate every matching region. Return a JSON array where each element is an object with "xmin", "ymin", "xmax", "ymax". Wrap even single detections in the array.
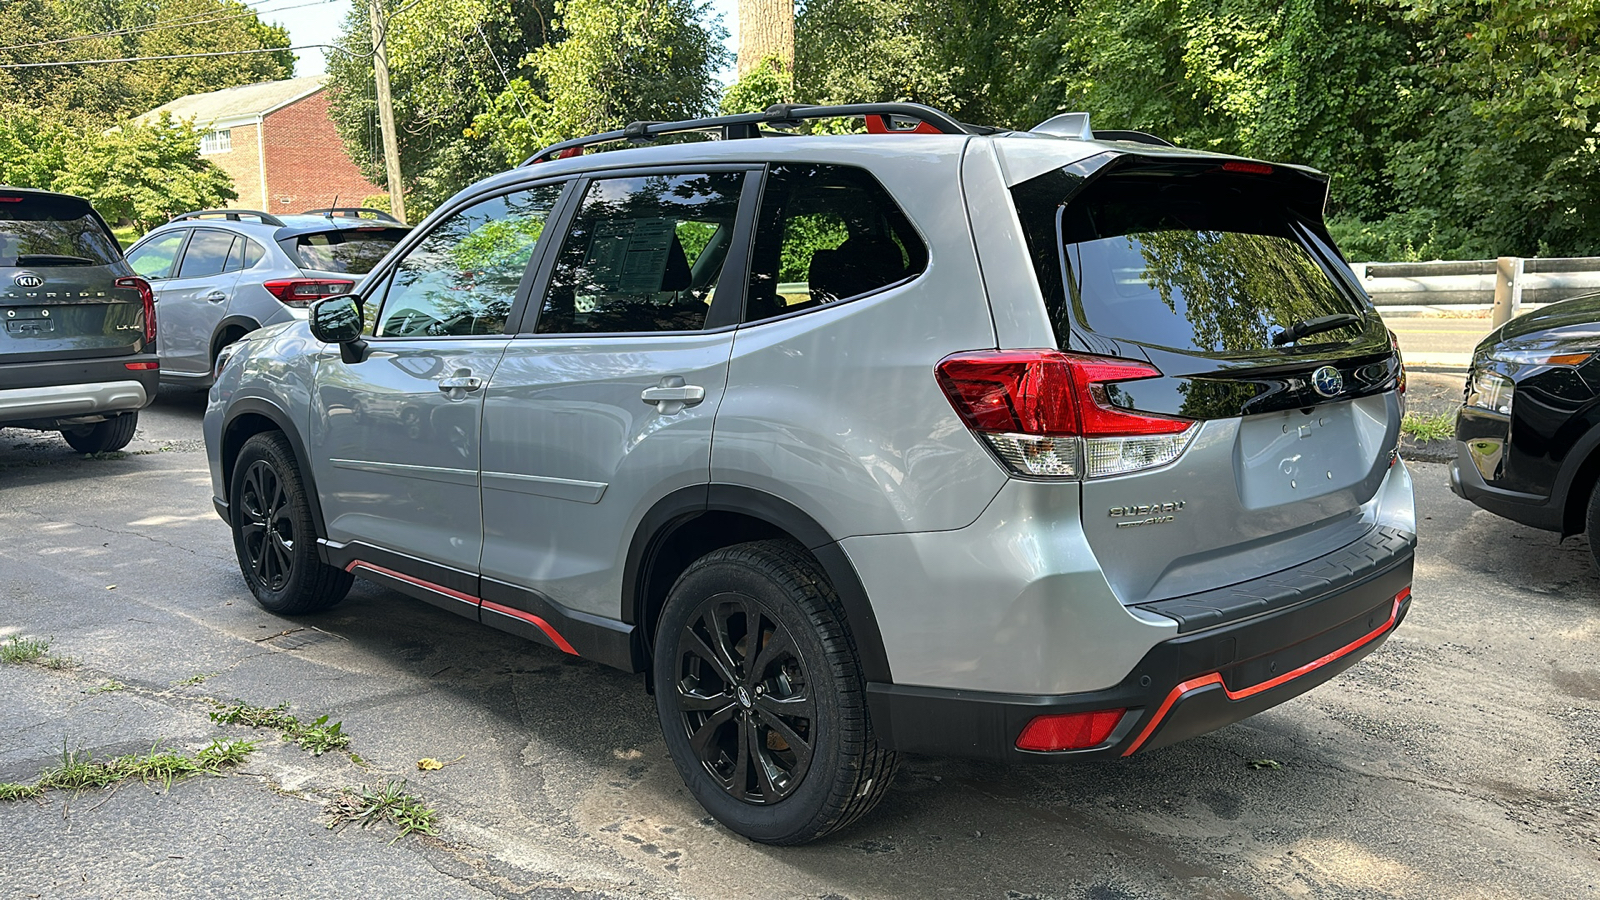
[
  {"xmin": 210, "ymin": 700, "xmax": 351, "ymax": 756},
  {"xmin": 171, "ymin": 672, "xmax": 217, "ymax": 687},
  {"xmin": 88, "ymin": 681, "xmax": 126, "ymax": 694},
  {"xmin": 38, "ymin": 654, "xmax": 78, "ymax": 670},
  {"xmin": 0, "ymin": 738, "xmax": 259, "ymax": 800},
  {"xmin": 1401, "ymin": 411, "xmax": 1456, "ymax": 443},
  {"xmin": 325, "ymin": 781, "xmax": 438, "ymax": 842},
  {"xmin": 1, "ymin": 635, "xmax": 50, "ymax": 663}
]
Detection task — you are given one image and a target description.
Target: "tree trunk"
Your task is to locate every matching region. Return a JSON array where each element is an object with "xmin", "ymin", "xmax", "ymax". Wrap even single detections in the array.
[{"xmin": 736, "ymin": 0, "xmax": 794, "ymax": 79}]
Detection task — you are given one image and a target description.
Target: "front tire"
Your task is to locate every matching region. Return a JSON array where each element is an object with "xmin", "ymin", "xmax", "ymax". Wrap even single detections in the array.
[
  {"xmin": 230, "ymin": 432, "xmax": 352, "ymax": 614},
  {"xmin": 61, "ymin": 412, "xmax": 137, "ymax": 453},
  {"xmin": 653, "ymin": 540, "xmax": 899, "ymax": 845}
]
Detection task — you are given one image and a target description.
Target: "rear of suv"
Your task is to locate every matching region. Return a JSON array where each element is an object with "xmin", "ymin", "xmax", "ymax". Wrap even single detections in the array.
[
  {"xmin": 1, "ymin": 187, "xmax": 157, "ymax": 453},
  {"xmin": 203, "ymin": 104, "xmax": 1415, "ymax": 844},
  {"xmin": 125, "ymin": 208, "xmax": 409, "ymax": 386}
]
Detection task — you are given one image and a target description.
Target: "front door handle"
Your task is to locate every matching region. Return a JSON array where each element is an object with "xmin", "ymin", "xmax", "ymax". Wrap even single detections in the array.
[
  {"xmin": 641, "ymin": 376, "xmax": 705, "ymax": 415},
  {"xmin": 438, "ymin": 368, "xmax": 485, "ymax": 401},
  {"xmin": 201, "ymin": 290, "xmax": 228, "ymax": 302}
]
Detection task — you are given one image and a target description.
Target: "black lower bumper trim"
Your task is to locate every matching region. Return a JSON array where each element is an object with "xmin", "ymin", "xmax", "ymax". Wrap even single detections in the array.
[{"xmin": 867, "ymin": 546, "xmax": 1413, "ymax": 761}]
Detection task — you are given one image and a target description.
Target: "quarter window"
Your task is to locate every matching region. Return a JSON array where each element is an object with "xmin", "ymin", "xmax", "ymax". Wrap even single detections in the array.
[
  {"xmin": 536, "ymin": 171, "xmax": 746, "ymax": 335},
  {"xmin": 744, "ymin": 164, "xmax": 927, "ymax": 323},
  {"xmin": 373, "ymin": 185, "xmax": 564, "ymax": 338}
]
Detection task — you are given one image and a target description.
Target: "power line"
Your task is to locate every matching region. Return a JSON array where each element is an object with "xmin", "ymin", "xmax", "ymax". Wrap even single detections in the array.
[
  {"xmin": 0, "ymin": 44, "xmax": 365, "ymax": 69},
  {"xmin": 0, "ymin": 0, "xmax": 335, "ymax": 55}
]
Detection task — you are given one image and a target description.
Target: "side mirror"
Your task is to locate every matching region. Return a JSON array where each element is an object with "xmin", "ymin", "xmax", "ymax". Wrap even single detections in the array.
[{"xmin": 309, "ymin": 295, "xmax": 368, "ymax": 364}]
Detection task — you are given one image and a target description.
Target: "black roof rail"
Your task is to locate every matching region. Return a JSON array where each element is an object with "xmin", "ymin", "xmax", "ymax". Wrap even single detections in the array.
[
  {"xmin": 302, "ymin": 207, "xmax": 402, "ymax": 224},
  {"xmin": 170, "ymin": 209, "xmax": 286, "ymax": 227},
  {"xmin": 522, "ymin": 102, "xmax": 997, "ymax": 166}
]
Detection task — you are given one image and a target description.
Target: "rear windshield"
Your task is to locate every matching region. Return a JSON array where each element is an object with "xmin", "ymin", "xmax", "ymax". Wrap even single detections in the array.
[
  {"xmin": 0, "ymin": 194, "xmax": 120, "ymax": 267},
  {"xmin": 281, "ymin": 227, "xmax": 407, "ymax": 274},
  {"xmin": 1013, "ymin": 165, "xmax": 1361, "ymax": 356}
]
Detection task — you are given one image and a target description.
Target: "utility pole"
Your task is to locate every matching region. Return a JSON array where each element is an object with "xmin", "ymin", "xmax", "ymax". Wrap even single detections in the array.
[{"xmin": 369, "ymin": 0, "xmax": 405, "ymax": 224}]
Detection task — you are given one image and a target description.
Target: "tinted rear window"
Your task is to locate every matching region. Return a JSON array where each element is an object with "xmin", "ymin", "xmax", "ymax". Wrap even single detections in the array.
[
  {"xmin": 0, "ymin": 193, "xmax": 120, "ymax": 266},
  {"xmin": 1013, "ymin": 165, "xmax": 1361, "ymax": 357},
  {"xmin": 282, "ymin": 227, "xmax": 407, "ymax": 274}
]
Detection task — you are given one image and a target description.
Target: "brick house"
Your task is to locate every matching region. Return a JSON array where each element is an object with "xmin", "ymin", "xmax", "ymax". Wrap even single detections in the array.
[{"xmin": 135, "ymin": 76, "xmax": 384, "ymax": 215}]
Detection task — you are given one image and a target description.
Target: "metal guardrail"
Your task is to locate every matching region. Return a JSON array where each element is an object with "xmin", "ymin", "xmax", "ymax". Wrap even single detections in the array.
[{"xmin": 1351, "ymin": 257, "xmax": 1600, "ymax": 309}]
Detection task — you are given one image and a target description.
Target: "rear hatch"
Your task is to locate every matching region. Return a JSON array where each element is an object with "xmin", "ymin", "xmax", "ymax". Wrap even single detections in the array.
[
  {"xmin": 0, "ymin": 189, "xmax": 147, "ymax": 363},
  {"xmin": 1009, "ymin": 153, "xmax": 1402, "ymax": 604},
  {"xmin": 276, "ymin": 223, "xmax": 408, "ymax": 281}
]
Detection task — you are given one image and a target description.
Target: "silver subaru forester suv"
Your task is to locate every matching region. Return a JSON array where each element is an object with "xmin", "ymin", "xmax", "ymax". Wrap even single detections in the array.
[{"xmin": 204, "ymin": 104, "xmax": 1416, "ymax": 844}]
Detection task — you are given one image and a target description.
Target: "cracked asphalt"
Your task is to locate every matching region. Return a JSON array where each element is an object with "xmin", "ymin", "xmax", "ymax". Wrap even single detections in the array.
[{"xmin": 0, "ymin": 388, "xmax": 1596, "ymax": 899}]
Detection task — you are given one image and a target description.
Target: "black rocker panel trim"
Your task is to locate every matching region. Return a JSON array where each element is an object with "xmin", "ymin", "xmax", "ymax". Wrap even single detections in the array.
[{"xmin": 481, "ymin": 577, "xmax": 636, "ymax": 672}]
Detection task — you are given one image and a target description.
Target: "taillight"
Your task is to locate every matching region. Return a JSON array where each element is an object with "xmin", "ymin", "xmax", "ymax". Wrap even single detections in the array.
[
  {"xmin": 116, "ymin": 276, "xmax": 155, "ymax": 345},
  {"xmin": 1389, "ymin": 329, "xmax": 1407, "ymax": 417},
  {"xmin": 935, "ymin": 350, "xmax": 1195, "ymax": 479},
  {"xmin": 263, "ymin": 279, "xmax": 354, "ymax": 307},
  {"xmin": 1016, "ymin": 709, "xmax": 1126, "ymax": 752}
]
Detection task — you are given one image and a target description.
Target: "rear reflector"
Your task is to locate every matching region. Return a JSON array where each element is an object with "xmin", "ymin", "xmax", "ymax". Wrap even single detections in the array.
[
  {"xmin": 1016, "ymin": 709, "xmax": 1126, "ymax": 752},
  {"xmin": 124, "ymin": 361, "xmax": 158, "ymax": 370},
  {"xmin": 935, "ymin": 350, "xmax": 1195, "ymax": 478},
  {"xmin": 263, "ymin": 278, "xmax": 354, "ymax": 307},
  {"xmin": 115, "ymin": 276, "xmax": 155, "ymax": 346}
]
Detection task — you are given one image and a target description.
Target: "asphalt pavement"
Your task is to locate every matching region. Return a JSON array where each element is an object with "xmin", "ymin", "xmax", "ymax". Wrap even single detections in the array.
[{"xmin": 0, "ymin": 388, "xmax": 1596, "ymax": 899}]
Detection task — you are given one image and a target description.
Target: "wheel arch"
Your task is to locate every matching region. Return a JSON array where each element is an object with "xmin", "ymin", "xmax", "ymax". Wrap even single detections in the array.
[
  {"xmin": 1557, "ymin": 419, "xmax": 1600, "ymax": 537},
  {"xmin": 624, "ymin": 485, "xmax": 894, "ymax": 685},
  {"xmin": 211, "ymin": 316, "xmax": 260, "ymax": 363},
  {"xmin": 221, "ymin": 397, "xmax": 328, "ymax": 539}
]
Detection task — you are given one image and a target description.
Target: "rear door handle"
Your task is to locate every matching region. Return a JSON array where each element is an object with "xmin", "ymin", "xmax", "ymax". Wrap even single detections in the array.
[
  {"xmin": 201, "ymin": 290, "xmax": 228, "ymax": 302},
  {"xmin": 641, "ymin": 376, "xmax": 705, "ymax": 414},
  {"xmin": 438, "ymin": 369, "xmax": 485, "ymax": 401}
]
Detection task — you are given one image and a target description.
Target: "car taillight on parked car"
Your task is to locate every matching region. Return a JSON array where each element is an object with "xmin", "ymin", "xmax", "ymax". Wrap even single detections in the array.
[
  {"xmin": 935, "ymin": 350, "xmax": 1196, "ymax": 479},
  {"xmin": 263, "ymin": 279, "xmax": 354, "ymax": 308},
  {"xmin": 115, "ymin": 276, "xmax": 155, "ymax": 346}
]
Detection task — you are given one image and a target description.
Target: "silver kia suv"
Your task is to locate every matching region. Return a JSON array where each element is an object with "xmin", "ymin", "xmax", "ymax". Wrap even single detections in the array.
[{"xmin": 203, "ymin": 104, "xmax": 1416, "ymax": 844}]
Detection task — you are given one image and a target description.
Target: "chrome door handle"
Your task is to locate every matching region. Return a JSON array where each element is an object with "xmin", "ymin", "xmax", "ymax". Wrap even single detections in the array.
[
  {"xmin": 438, "ymin": 369, "xmax": 484, "ymax": 401},
  {"xmin": 641, "ymin": 376, "xmax": 704, "ymax": 415},
  {"xmin": 201, "ymin": 290, "xmax": 228, "ymax": 302}
]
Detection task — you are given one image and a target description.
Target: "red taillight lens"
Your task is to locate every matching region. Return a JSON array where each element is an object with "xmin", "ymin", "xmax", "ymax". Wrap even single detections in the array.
[
  {"xmin": 115, "ymin": 276, "xmax": 155, "ymax": 345},
  {"xmin": 124, "ymin": 361, "xmax": 159, "ymax": 370},
  {"xmin": 1016, "ymin": 709, "xmax": 1126, "ymax": 752},
  {"xmin": 263, "ymin": 279, "xmax": 354, "ymax": 307},
  {"xmin": 1221, "ymin": 160, "xmax": 1274, "ymax": 175},
  {"xmin": 935, "ymin": 350, "xmax": 1190, "ymax": 437}
]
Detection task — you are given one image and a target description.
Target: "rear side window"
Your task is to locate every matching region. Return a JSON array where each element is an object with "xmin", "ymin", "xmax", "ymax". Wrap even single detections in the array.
[
  {"xmin": 176, "ymin": 229, "xmax": 236, "ymax": 279},
  {"xmin": 283, "ymin": 227, "xmax": 408, "ymax": 274},
  {"xmin": 1013, "ymin": 164, "xmax": 1361, "ymax": 356},
  {"xmin": 744, "ymin": 164, "xmax": 927, "ymax": 323},
  {"xmin": 536, "ymin": 171, "xmax": 745, "ymax": 335},
  {"xmin": 0, "ymin": 192, "xmax": 120, "ymax": 266}
]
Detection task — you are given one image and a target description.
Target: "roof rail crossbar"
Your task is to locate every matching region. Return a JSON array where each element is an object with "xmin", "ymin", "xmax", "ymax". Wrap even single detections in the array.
[
  {"xmin": 522, "ymin": 102, "xmax": 977, "ymax": 166},
  {"xmin": 171, "ymin": 209, "xmax": 286, "ymax": 227},
  {"xmin": 302, "ymin": 207, "xmax": 402, "ymax": 223}
]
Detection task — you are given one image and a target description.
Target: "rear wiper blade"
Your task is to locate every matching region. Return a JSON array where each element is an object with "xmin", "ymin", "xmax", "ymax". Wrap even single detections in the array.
[
  {"xmin": 1273, "ymin": 313, "xmax": 1362, "ymax": 346},
  {"xmin": 14, "ymin": 254, "xmax": 97, "ymax": 266}
]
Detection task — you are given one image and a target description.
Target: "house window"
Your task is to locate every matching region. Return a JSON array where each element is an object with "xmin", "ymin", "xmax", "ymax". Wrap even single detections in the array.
[{"xmin": 199, "ymin": 129, "xmax": 232, "ymax": 154}]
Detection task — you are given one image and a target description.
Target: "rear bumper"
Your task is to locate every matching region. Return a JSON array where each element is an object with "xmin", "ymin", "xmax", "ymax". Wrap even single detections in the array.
[
  {"xmin": 867, "ymin": 534, "xmax": 1414, "ymax": 761},
  {"xmin": 0, "ymin": 356, "xmax": 157, "ymax": 426}
]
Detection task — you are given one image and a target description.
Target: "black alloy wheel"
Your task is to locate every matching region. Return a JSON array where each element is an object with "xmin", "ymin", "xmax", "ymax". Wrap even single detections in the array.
[
  {"xmin": 674, "ymin": 593, "xmax": 815, "ymax": 804},
  {"xmin": 229, "ymin": 432, "xmax": 352, "ymax": 614},
  {"xmin": 238, "ymin": 458, "xmax": 295, "ymax": 592},
  {"xmin": 654, "ymin": 540, "xmax": 898, "ymax": 845}
]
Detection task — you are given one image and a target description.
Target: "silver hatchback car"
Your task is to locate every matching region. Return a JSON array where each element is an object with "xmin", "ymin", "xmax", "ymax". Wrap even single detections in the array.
[
  {"xmin": 204, "ymin": 104, "xmax": 1416, "ymax": 844},
  {"xmin": 126, "ymin": 208, "xmax": 409, "ymax": 386}
]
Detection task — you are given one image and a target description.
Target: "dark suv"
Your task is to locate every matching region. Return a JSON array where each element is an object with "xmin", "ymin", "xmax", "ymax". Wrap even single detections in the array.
[{"xmin": 0, "ymin": 187, "xmax": 157, "ymax": 453}]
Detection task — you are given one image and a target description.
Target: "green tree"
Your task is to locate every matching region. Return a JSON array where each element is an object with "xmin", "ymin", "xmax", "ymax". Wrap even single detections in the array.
[{"xmin": 51, "ymin": 116, "xmax": 237, "ymax": 231}]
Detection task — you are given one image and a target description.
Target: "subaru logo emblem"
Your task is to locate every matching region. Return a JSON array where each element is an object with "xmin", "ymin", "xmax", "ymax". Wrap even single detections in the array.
[
  {"xmin": 1311, "ymin": 365, "xmax": 1344, "ymax": 398},
  {"xmin": 13, "ymin": 273, "xmax": 42, "ymax": 288}
]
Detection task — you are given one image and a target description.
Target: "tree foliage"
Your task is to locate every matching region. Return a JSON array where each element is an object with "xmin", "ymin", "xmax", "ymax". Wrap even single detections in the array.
[{"xmin": 51, "ymin": 116, "xmax": 238, "ymax": 231}]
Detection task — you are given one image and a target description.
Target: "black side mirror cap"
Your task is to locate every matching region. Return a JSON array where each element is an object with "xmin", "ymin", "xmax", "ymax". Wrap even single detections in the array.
[{"xmin": 310, "ymin": 296, "xmax": 368, "ymax": 363}]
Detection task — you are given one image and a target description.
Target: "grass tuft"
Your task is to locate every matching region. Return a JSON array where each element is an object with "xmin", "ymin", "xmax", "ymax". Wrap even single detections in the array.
[
  {"xmin": 325, "ymin": 781, "xmax": 438, "ymax": 842},
  {"xmin": 89, "ymin": 681, "xmax": 126, "ymax": 695},
  {"xmin": 171, "ymin": 672, "xmax": 217, "ymax": 687},
  {"xmin": 0, "ymin": 782, "xmax": 44, "ymax": 801},
  {"xmin": 8, "ymin": 738, "xmax": 259, "ymax": 800},
  {"xmin": 210, "ymin": 700, "xmax": 350, "ymax": 756},
  {"xmin": 1401, "ymin": 411, "xmax": 1456, "ymax": 443},
  {"xmin": 1, "ymin": 635, "xmax": 51, "ymax": 663}
]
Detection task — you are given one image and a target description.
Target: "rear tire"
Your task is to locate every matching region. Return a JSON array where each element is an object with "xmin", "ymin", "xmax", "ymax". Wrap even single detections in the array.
[
  {"xmin": 229, "ymin": 432, "xmax": 352, "ymax": 614},
  {"xmin": 1585, "ymin": 480, "xmax": 1600, "ymax": 570},
  {"xmin": 653, "ymin": 540, "xmax": 899, "ymax": 845},
  {"xmin": 61, "ymin": 412, "xmax": 138, "ymax": 453}
]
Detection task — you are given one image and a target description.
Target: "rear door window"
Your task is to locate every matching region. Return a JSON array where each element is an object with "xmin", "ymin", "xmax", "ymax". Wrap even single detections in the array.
[
  {"xmin": 0, "ymin": 192, "xmax": 120, "ymax": 266},
  {"xmin": 175, "ymin": 229, "xmax": 237, "ymax": 279},
  {"xmin": 283, "ymin": 227, "xmax": 408, "ymax": 274},
  {"xmin": 743, "ymin": 164, "xmax": 927, "ymax": 323},
  {"xmin": 1013, "ymin": 164, "xmax": 1362, "ymax": 357}
]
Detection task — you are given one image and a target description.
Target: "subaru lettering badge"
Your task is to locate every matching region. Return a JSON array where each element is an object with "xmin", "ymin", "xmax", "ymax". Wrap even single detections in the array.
[
  {"xmin": 14, "ymin": 273, "xmax": 43, "ymax": 288},
  {"xmin": 1312, "ymin": 365, "xmax": 1344, "ymax": 398}
]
